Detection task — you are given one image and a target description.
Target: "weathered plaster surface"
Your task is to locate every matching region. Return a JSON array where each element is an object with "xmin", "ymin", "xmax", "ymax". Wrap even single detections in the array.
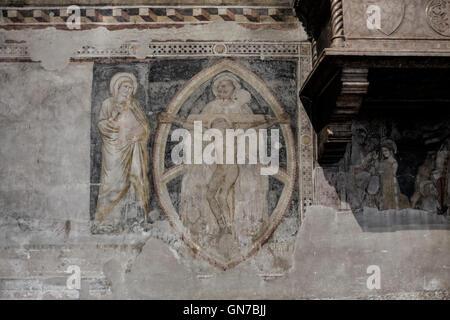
[
  {"xmin": 0, "ymin": 23, "xmax": 306, "ymax": 70},
  {"xmin": 120, "ymin": 206, "xmax": 449, "ymax": 299},
  {"xmin": 0, "ymin": 62, "xmax": 92, "ymax": 244},
  {"xmin": 1, "ymin": 59, "xmax": 449, "ymax": 300},
  {"xmin": 0, "ymin": 7, "xmax": 449, "ymax": 299}
]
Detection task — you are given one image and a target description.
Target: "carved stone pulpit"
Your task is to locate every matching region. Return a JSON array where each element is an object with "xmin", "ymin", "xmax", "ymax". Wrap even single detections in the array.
[{"xmin": 296, "ymin": 0, "xmax": 450, "ymax": 164}]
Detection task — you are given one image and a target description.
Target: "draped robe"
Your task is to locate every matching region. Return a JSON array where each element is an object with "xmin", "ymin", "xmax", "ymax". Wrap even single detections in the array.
[
  {"xmin": 95, "ymin": 97, "xmax": 150, "ymax": 224},
  {"xmin": 378, "ymin": 157, "xmax": 410, "ymax": 210}
]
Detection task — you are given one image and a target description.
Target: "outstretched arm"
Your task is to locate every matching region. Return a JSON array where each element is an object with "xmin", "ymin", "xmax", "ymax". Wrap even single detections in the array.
[
  {"xmin": 239, "ymin": 114, "xmax": 291, "ymax": 130},
  {"xmin": 158, "ymin": 112, "xmax": 209, "ymax": 130}
]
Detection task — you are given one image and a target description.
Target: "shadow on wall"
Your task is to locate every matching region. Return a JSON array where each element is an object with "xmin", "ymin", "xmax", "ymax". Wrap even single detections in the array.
[{"xmin": 315, "ymin": 117, "xmax": 450, "ymax": 232}]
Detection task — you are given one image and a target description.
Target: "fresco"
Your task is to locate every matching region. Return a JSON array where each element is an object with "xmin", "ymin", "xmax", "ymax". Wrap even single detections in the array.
[{"xmin": 90, "ymin": 58, "xmax": 299, "ymax": 269}]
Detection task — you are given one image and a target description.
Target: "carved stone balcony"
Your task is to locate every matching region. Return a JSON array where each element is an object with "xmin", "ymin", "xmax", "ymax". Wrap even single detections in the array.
[{"xmin": 296, "ymin": 0, "xmax": 450, "ymax": 164}]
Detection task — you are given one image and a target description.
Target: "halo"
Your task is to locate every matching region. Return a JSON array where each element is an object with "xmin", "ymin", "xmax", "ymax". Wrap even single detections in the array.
[
  {"xmin": 353, "ymin": 123, "xmax": 368, "ymax": 134},
  {"xmin": 381, "ymin": 139, "xmax": 398, "ymax": 154},
  {"xmin": 212, "ymin": 72, "xmax": 241, "ymax": 98},
  {"xmin": 419, "ymin": 180, "xmax": 434, "ymax": 196},
  {"xmin": 109, "ymin": 72, "xmax": 138, "ymax": 97}
]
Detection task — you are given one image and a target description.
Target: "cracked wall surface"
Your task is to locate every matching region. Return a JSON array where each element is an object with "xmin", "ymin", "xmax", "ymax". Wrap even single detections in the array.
[{"xmin": 0, "ymin": 1, "xmax": 449, "ymax": 300}]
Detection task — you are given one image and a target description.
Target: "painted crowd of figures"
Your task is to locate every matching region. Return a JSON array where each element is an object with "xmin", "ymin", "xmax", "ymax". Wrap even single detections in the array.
[
  {"xmin": 340, "ymin": 122, "xmax": 450, "ymax": 215},
  {"xmin": 412, "ymin": 136, "xmax": 450, "ymax": 215}
]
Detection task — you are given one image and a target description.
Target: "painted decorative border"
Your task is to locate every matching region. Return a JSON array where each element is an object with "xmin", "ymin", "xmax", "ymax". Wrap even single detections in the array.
[
  {"xmin": 0, "ymin": 43, "xmax": 29, "ymax": 58},
  {"xmin": 298, "ymin": 44, "xmax": 314, "ymax": 220},
  {"xmin": 146, "ymin": 42, "xmax": 301, "ymax": 57},
  {"xmin": 0, "ymin": 42, "xmax": 303, "ymax": 59},
  {"xmin": 0, "ymin": 6, "xmax": 297, "ymax": 26}
]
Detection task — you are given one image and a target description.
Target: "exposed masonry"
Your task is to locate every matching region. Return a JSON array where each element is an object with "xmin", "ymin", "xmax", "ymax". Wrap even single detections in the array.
[{"xmin": 0, "ymin": 6, "xmax": 297, "ymax": 26}]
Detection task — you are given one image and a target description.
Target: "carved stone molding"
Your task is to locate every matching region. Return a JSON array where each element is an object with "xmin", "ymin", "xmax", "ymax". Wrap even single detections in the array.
[
  {"xmin": 426, "ymin": 0, "xmax": 450, "ymax": 37},
  {"xmin": 318, "ymin": 68, "xmax": 369, "ymax": 164}
]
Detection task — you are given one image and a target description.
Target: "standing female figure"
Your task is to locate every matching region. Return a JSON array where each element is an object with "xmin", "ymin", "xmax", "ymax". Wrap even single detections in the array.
[
  {"xmin": 94, "ymin": 73, "xmax": 150, "ymax": 232},
  {"xmin": 378, "ymin": 139, "xmax": 410, "ymax": 210}
]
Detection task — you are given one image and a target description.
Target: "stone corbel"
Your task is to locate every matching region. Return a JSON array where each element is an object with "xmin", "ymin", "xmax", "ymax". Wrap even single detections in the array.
[{"xmin": 318, "ymin": 68, "xmax": 369, "ymax": 164}]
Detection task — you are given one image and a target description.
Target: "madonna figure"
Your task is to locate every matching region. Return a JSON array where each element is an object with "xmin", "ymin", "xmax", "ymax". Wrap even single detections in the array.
[{"xmin": 94, "ymin": 72, "xmax": 150, "ymax": 232}]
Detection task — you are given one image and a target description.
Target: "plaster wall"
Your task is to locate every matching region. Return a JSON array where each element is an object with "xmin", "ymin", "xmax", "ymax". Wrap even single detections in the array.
[{"xmin": 0, "ymin": 2, "xmax": 449, "ymax": 300}]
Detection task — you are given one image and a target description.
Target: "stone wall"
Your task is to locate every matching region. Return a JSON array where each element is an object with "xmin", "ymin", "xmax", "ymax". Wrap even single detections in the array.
[{"xmin": 0, "ymin": 1, "xmax": 449, "ymax": 299}]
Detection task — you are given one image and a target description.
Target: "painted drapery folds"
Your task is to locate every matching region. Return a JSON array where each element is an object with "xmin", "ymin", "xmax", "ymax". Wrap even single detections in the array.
[
  {"xmin": 92, "ymin": 72, "xmax": 150, "ymax": 234},
  {"xmin": 90, "ymin": 59, "xmax": 299, "ymax": 270}
]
